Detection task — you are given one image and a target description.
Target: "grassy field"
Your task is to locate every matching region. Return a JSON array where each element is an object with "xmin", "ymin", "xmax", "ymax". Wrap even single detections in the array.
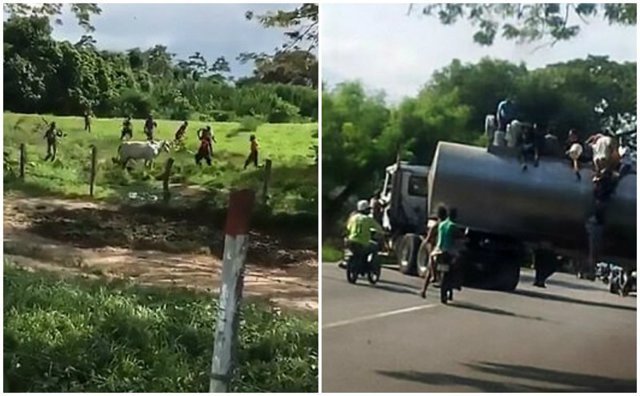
[
  {"xmin": 3, "ymin": 113, "xmax": 318, "ymax": 214},
  {"xmin": 3, "ymin": 262, "xmax": 318, "ymax": 392}
]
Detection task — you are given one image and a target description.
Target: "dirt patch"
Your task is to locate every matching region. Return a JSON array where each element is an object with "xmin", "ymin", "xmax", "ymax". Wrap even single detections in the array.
[{"xmin": 3, "ymin": 193, "xmax": 318, "ymax": 312}]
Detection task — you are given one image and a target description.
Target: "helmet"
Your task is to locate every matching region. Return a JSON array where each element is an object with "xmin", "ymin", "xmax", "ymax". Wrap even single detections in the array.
[{"xmin": 357, "ymin": 200, "xmax": 369, "ymax": 212}]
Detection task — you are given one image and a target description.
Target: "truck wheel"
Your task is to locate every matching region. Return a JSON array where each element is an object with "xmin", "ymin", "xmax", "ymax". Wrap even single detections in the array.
[
  {"xmin": 498, "ymin": 263, "xmax": 520, "ymax": 291},
  {"xmin": 397, "ymin": 234, "xmax": 420, "ymax": 275},
  {"xmin": 417, "ymin": 239, "xmax": 432, "ymax": 278}
]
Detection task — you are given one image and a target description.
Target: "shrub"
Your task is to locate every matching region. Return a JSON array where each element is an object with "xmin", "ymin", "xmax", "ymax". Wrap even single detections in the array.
[{"xmin": 237, "ymin": 116, "xmax": 265, "ymax": 132}]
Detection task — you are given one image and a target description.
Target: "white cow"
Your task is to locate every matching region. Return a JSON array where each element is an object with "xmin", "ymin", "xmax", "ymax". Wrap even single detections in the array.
[{"xmin": 117, "ymin": 140, "xmax": 170, "ymax": 168}]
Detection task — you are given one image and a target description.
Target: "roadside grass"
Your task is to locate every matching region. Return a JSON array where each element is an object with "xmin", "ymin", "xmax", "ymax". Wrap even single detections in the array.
[
  {"xmin": 3, "ymin": 113, "xmax": 317, "ymax": 215},
  {"xmin": 3, "ymin": 262, "xmax": 318, "ymax": 392},
  {"xmin": 322, "ymin": 242, "xmax": 343, "ymax": 263}
]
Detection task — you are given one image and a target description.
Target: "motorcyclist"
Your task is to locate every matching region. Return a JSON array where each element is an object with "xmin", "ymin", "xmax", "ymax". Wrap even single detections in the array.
[
  {"xmin": 420, "ymin": 205, "xmax": 458, "ymax": 301},
  {"xmin": 341, "ymin": 200, "xmax": 384, "ymax": 270}
]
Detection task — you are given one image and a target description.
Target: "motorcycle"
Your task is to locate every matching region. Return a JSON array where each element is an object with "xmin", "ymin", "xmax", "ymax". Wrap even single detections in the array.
[
  {"xmin": 609, "ymin": 266, "xmax": 637, "ymax": 296},
  {"xmin": 343, "ymin": 231, "xmax": 382, "ymax": 285},
  {"xmin": 434, "ymin": 251, "xmax": 454, "ymax": 304}
]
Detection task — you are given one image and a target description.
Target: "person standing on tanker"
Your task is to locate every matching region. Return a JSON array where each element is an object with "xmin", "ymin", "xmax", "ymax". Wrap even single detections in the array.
[
  {"xmin": 420, "ymin": 205, "xmax": 456, "ymax": 299},
  {"xmin": 496, "ymin": 98, "xmax": 516, "ymax": 132},
  {"xmin": 519, "ymin": 123, "xmax": 540, "ymax": 171},
  {"xmin": 566, "ymin": 129, "xmax": 584, "ymax": 180},
  {"xmin": 344, "ymin": 200, "xmax": 384, "ymax": 269},
  {"xmin": 43, "ymin": 122, "xmax": 63, "ymax": 161},
  {"xmin": 243, "ymin": 134, "xmax": 259, "ymax": 169}
]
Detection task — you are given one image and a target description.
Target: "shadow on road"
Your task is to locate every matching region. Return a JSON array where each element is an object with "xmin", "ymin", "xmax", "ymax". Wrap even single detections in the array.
[
  {"xmin": 511, "ymin": 289, "xmax": 636, "ymax": 312},
  {"xmin": 356, "ymin": 280, "xmax": 417, "ymax": 296},
  {"xmin": 449, "ymin": 302, "xmax": 544, "ymax": 321},
  {"xmin": 520, "ymin": 272, "xmax": 607, "ymax": 292},
  {"xmin": 377, "ymin": 361, "xmax": 635, "ymax": 392}
]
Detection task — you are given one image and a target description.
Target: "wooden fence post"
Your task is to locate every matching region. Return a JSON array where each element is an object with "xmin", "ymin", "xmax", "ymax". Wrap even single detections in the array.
[
  {"xmin": 89, "ymin": 145, "xmax": 97, "ymax": 197},
  {"xmin": 163, "ymin": 158, "xmax": 175, "ymax": 203},
  {"xmin": 19, "ymin": 143, "xmax": 26, "ymax": 180},
  {"xmin": 209, "ymin": 189, "xmax": 255, "ymax": 393},
  {"xmin": 262, "ymin": 159, "xmax": 272, "ymax": 205}
]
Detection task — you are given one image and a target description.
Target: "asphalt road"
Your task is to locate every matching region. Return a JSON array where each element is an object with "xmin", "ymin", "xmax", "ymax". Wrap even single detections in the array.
[{"xmin": 322, "ymin": 263, "xmax": 637, "ymax": 392}]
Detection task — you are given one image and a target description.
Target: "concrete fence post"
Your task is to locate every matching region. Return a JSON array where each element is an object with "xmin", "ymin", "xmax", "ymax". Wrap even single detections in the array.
[{"xmin": 209, "ymin": 189, "xmax": 255, "ymax": 393}]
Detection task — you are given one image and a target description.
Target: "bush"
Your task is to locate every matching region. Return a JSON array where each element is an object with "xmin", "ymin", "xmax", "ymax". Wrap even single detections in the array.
[
  {"xmin": 116, "ymin": 90, "xmax": 156, "ymax": 119},
  {"xmin": 267, "ymin": 98, "xmax": 301, "ymax": 124},
  {"xmin": 211, "ymin": 110, "xmax": 236, "ymax": 122},
  {"xmin": 237, "ymin": 116, "xmax": 265, "ymax": 132}
]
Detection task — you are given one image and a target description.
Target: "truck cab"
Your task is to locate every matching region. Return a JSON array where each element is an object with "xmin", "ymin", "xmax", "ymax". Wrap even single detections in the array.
[{"xmin": 379, "ymin": 162, "xmax": 429, "ymax": 236}]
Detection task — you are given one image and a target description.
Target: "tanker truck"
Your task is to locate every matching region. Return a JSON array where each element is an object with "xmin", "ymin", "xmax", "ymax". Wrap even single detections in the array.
[{"xmin": 379, "ymin": 141, "xmax": 636, "ymax": 291}]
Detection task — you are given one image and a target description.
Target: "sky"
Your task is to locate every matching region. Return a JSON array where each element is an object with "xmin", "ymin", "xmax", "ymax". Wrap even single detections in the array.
[
  {"xmin": 322, "ymin": 4, "xmax": 638, "ymax": 103},
  {"xmin": 44, "ymin": 3, "xmax": 298, "ymax": 78}
]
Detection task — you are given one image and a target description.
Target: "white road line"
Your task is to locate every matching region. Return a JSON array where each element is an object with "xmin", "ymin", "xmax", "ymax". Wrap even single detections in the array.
[{"xmin": 323, "ymin": 304, "xmax": 439, "ymax": 329}]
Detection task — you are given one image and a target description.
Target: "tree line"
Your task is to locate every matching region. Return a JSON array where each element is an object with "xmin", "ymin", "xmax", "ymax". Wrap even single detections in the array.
[
  {"xmin": 3, "ymin": 13, "xmax": 318, "ymax": 123},
  {"xmin": 322, "ymin": 56, "xmax": 637, "ymax": 224}
]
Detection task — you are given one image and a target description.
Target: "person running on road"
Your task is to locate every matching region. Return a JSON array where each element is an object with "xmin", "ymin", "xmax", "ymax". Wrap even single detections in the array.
[
  {"xmin": 144, "ymin": 114, "xmax": 157, "ymax": 141},
  {"xmin": 121, "ymin": 116, "xmax": 133, "ymax": 140},
  {"xmin": 342, "ymin": 200, "xmax": 384, "ymax": 270},
  {"xmin": 244, "ymin": 134, "xmax": 259, "ymax": 169},
  {"xmin": 43, "ymin": 121, "xmax": 63, "ymax": 161},
  {"xmin": 420, "ymin": 205, "xmax": 457, "ymax": 299}
]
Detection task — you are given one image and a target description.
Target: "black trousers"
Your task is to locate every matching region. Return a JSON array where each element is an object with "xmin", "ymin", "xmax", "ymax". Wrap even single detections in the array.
[
  {"xmin": 195, "ymin": 148, "xmax": 212, "ymax": 166},
  {"xmin": 244, "ymin": 151, "xmax": 258, "ymax": 169}
]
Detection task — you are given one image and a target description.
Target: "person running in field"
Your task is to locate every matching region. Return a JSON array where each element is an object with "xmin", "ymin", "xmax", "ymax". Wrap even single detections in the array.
[
  {"xmin": 144, "ymin": 114, "xmax": 157, "ymax": 141},
  {"xmin": 43, "ymin": 121, "xmax": 63, "ymax": 161},
  {"xmin": 195, "ymin": 126, "xmax": 216, "ymax": 166},
  {"xmin": 174, "ymin": 121, "xmax": 188, "ymax": 142},
  {"xmin": 121, "ymin": 116, "xmax": 133, "ymax": 140},
  {"xmin": 243, "ymin": 134, "xmax": 259, "ymax": 169},
  {"xmin": 83, "ymin": 109, "xmax": 92, "ymax": 133}
]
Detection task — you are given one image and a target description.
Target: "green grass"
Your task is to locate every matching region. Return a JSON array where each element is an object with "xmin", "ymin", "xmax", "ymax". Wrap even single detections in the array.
[
  {"xmin": 322, "ymin": 242, "xmax": 343, "ymax": 263},
  {"xmin": 3, "ymin": 112, "xmax": 318, "ymax": 214},
  {"xmin": 3, "ymin": 263, "xmax": 317, "ymax": 392}
]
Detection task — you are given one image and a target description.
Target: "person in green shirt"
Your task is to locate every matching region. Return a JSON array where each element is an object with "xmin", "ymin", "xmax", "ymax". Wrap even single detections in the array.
[
  {"xmin": 341, "ymin": 200, "xmax": 384, "ymax": 269},
  {"xmin": 420, "ymin": 205, "xmax": 459, "ymax": 299}
]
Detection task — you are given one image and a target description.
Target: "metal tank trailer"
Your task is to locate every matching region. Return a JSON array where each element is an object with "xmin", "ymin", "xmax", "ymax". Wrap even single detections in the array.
[{"xmin": 427, "ymin": 142, "xmax": 636, "ymax": 288}]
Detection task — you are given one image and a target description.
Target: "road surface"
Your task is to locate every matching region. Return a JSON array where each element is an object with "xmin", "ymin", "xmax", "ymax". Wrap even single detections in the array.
[{"xmin": 322, "ymin": 263, "xmax": 636, "ymax": 392}]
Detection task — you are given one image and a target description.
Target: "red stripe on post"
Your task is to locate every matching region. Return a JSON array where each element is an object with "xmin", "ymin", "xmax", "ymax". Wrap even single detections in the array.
[{"xmin": 225, "ymin": 189, "xmax": 255, "ymax": 236}]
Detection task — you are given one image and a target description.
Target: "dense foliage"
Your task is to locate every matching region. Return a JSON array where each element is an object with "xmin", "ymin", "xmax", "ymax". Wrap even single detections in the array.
[
  {"xmin": 322, "ymin": 56, "xmax": 637, "ymax": 226},
  {"xmin": 3, "ymin": 14, "xmax": 318, "ymax": 122},
  {"xmin": 416, "ymin": 3, "xmax": 636, "ymax": 46},
  {"xmin": 3, "ymin": 263, "xmax": 318, "ymax": 392}
]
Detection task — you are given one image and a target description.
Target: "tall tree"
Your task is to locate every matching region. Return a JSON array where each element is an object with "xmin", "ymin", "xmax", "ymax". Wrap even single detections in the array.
[{"xmin": 413, "ymin": 3, "xmax": 636, "ymax": 46}]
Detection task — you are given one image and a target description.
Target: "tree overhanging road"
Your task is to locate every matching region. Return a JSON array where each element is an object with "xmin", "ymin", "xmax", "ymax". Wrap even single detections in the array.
[{"xmin": 322, "ymin": 263, "xmax": 636, "ymax": 392}]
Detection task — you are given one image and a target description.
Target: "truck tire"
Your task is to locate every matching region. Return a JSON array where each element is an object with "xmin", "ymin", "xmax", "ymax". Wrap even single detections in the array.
[
  {"xmin": 397, "ymin": 234, "xmax": 420, "ymax": 275},
  {"xmin": 498, "ymin": 263, "xmax": 520, "ymax": 291},
  {"xmin": 416, "ymin": 239, "xmax": 432, "ymax": 278}
]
